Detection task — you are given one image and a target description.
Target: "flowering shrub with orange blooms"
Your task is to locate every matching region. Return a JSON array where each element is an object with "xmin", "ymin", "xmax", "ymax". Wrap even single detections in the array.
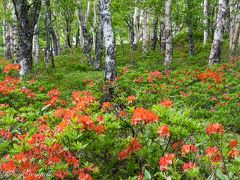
[
  {"xmin": 131, "ymin": 107, "xmax": 158, "ymax": 125},
  {"xmin": 3, "ymin": 64, "xmax": 20, "ymax": 74},
  {"xmin": 0, "ymin": 61, "xmax": 240, "ymax": 179}
]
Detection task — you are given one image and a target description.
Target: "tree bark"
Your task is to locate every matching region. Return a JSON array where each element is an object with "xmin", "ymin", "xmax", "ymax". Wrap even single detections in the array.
[
  {"xmin": 53, "ymin": 11, "xmax": 61, "ymax": 56},
  {"xmin": 152, "ymin": 15, "xmax": 158, "ymax": 51},
  {"xmin": 99, "ymin": 0, "xmax": 116, "ymax": 81},
  {"xmin": 186, "ymin": 0, "xmax": 195, "ymax": 55},
  {"xmin": 133, "ymin": 6, "xmax": 140, "ymax": 50},
  {"xmin": 142, "ymin": 9, "xmax": 149, "ymax": 52},
  {"xmin": 12, "ymin": 0, "xmax": 41, "ymax": 76},
  {"xmin": 92, "ymin": 0, "xmax": 97, "ymax": 51},
  {"xmin": 231, "ymin": 10, "xmax": 240, "ymax": 56},
  {"xmin": 33, "ymin": 20, "xmax": 40, "ymax": 65},
  {"xmin": 3, "ymin": 0, "xmax": 12, "ymax": 60},
  {"xmin": 203, "ymin": 0, "xmax": 210, "ymax": 44},
  {"xmin": 93, "ymin": 1, "xmax": 104, "ymax": 70},
  {"xmin": 45, "ymin": 0, "xmax": 55, "ymax": 68},
  {"xmin": 78, "ymin": 0, "xmax": 93, "ymax": 65},
  {"xmin": 164, "ymin": 0, "xmax": 173, "ymax": 65},
  {"xmin": 160, "ymin": 19, "xmax": 166, "ymax": 52},
  {"xmin": 209, "ymin": 0, "xmax": 227, "ymax": 65},
  {"xmin": 229, "ymin": 0, "xmax": 235, "ymax": 50}
]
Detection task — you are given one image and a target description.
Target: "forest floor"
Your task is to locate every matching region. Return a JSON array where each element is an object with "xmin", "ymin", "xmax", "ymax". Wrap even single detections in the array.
[{"xmin": 0, "ymin": 35, "xmax": 239, "ymax": 179}]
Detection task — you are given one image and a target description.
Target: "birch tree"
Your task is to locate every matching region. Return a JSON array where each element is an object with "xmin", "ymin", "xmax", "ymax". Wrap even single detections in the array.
[
  {"xmin": 231, "ymin": 3, "xmax": 240, "ymax": 56},
  {"xmin": 78, "ymin": 0, "xmax": 93, "ymax": 65},
  {"xmin": 12, "ymin": 0, "xmax": 41, "ymax": 76},
  {"xmin": 142, "ymin": 9, "xmax": 149, "ymax": 52},
  {"xmin": 164, "ymin": 0, "xmax": 173, "ymax": 65},
  {"xmin": 203, "ymin": 0, "xmax": 209, "ymax": 45},
  {"xmin": 99, "ymin": 0, "xmax": 116, "ymax": 81},
  {"xmin": 209, "ymin": 0, "xmax": 227, "ymax": 65},
  {"xmin": 3, "ymin": 0, "xmax": 12, "ymax": 60},
  {"xmin": 93, "ymin": 0, "xmax": 104, "ymax": 70},
  {"xmin": 32, "ymin": 20, "xmax": 40, "ymax": 64}
]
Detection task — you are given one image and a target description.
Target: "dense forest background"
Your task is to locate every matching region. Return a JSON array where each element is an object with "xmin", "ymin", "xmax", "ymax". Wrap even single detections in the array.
[{"xmin": 0, "ymin": 0, "xmax": 239, "ymax": 179}]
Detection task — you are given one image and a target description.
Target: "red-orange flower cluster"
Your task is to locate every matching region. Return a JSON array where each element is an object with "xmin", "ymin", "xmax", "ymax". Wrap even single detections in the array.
[
  {"xmin": 159, "ymin": 153, "xmax": 175, "ymax": 171},
  {"xmin": 228, "ymin": 139, "xmax": 239, "ymax": 159},
  {"xmin": 197, "ymin": 69, "xmax": 223, "ymax": 83},
  {"xmin": 158, "ymin": 125, "xmax": 170, "ymax": 137},
  {"xmin": 3, "ymin": 64, "xmax": 20, "ymax": 73},
  {"xmin": 117, "ymin": 138, "xmax": 143, "ymax": 160},
  {"xmin": 181, "ymin": 144, "xmax": 198, "ymax": 157},
  {"xmin": 206, "ymin": 146, "xmax": 222, "ymax": 162},
  {"xmin": 206, "ymin": 123, "xmax": 225, "ymax": 135},
  {"xmin": 182, "ymin": 162, "xmax": 196, "ymax": 172},
  {"xmin": 159, "ymin": 99, "xmax": 173, "ymax": 108},
  {"xmin": 131, "ymin": 108, "xmax": 158, "ymax": 125}
]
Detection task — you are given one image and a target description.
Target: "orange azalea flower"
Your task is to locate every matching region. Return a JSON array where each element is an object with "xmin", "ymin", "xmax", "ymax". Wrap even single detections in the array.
[
  {"xmin": 55, "ymin": 170, "xmax": 68, "ymax": 179},
  {"xmin": 3, "ymin": 64, "xmax": 20, "ymax": 73},
  {"xmin": 131, "ymin": 107, "xmax": 158, "ymax": 125},
  {"xmin": 118, "ymin": 138, "xmax": 143, "ymax": 160},
  {"xmin": 127, "ymin": 95, "xmax": 136, "ymax": 103},
  {"xmin": 158, "ymin": 125, "xmax": 170, "ymax": 137},
  {"xmin": 149, "ymin": 70, "xmax": 163, "ymax": 80},
  {"xmin": 206, "ymin": 123, "xmax": 225, "ymax": 135},
  {"xmin": 101, "ymin": 102, "xmax": 112, "ymax": 112},
  {"xmin": 181, "ymin": 144, "xmax": 198, "ymax": 157},
  {"xmin": 0, "ymin": 160, "xmax": 16, "ymax": 173},
  {"xmin": 94, "ymin": 125, "xmax": 105, "ymax": 134},
  {"xmin": 206, "ymin": 146, "xmax": 222, "ymax": 162},
  {"xmin": 229, "ymin": 139, "xmax": 238, "ymax": 148},
  {"xmin": 97, "ymin": 116, "xmax": 104, "ymax": 124},
  {"xmin": 182, "ymin": 162, "xmax": 196, "ymax": 172},
  {"xmin": 228, "ymin": 149, "xmax": 239, "ymax": 158},
  {"xmin": 47, "ymin": 89, "xmax": 61, "ymax": 98},
  {"xmin": 160, "ymin": 99, "xmax": 173, "ymax": 108},
  {"xmin": 15, "ymin": 152, "xmax": 27, "ymax": 163},
  {"xmin": 159, "ymin": 153, "xmax": 175, "ymax": 171}
]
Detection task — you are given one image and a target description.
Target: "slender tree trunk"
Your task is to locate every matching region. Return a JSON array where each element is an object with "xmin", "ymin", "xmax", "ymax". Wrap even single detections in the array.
[
  {"xmin": 231, "ymin": 11, "xmax": 240, "ymax": 56},
  {"xmin": 142, "ymin": 9, "xmax": 149, "ymax": 52},
  {"xmin": 93, "ymin": 1, "xmax": 104, "ymax": 70},
  {"xmin": 54, "ymin": 12, "xmax": 61, "ymax": 56},
  {"xmin": 204, "ymin": 0, "xmax": 210, "ymax": 44},
  {"xmin": 3, "ymin": 20, "xmax": 12, "ymax": 60},
  {"xmin": 160, "ymin": 19, "xmax": 166, "ymax": 52},
  {"xmin": 133, "ymin": 6, "xmax": 140, "ymax": 50},
  {"xmin": 99, "ymin": 0, "xmax": 116, "ymax": 81},
  {"xmin": 3, "ymin": 0, "xmax": 12, "ymax": 60},
  {"xmin": 76, "ymin": 27, "xmax": 80, "ymax": 47},
  {"xmin": 78, "ymin": 0, "xmax": 93, "ymax": 65},
  {"xmin": 209, "ymin": 0, "xmax": 227, "ymax": 65},
  {"xmin": 186, "ymin": 0, "xmax": 195, "ymax": 55},
  {"xmin": 12, "ymin": 0, "xmax": 41, "ymax": 76},
  {"xmin": 45, "ymin": 0, "xmax": 55, "ymax": 68},
  {"xmin": 164, "ymin": 0, "xmax": 173, "ymax": 65},
  {"xmin": 33, "ymin": 20, "xmax": 40, "ymax": 65},
  {"xmin": 66, "ymin": 20, "xmax": 72, "ymax": 48},
  {"xmin": 152, "ymin": 15, "xmax": 158, "ymax": 51},
  {"xmin": 229, "ymin": 0, "xmax": 235, "ymax": 50},
  {"xmin": 92, "ymin": 0, "xmax": 97, "ymax": 51}
]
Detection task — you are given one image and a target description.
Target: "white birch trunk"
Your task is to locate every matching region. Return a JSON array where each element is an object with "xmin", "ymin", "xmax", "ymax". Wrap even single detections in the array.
[
  {"xmin": 231, "ymin": 10, "xmax": 240, "ymax": 56},
  {"xmin": 164, "ymin": 0, "xmax": 173, "ymax": 65},
  {"xmin": 33, "ymin": 21, "xmax": 40, "ymax": 65},
  {"xmin": 92, "ymin": 0, "xmax": 97, "ymax": 51},
  {"xmin": 209, "ymin": 0, "xmax": 227, "ymax": 65},
  {"xmin": 99, "ymin": 0, "xmax": 116, "ymax": 81},
  {"xmin": 203, "ymin": 0, "xmax": 209, "ymax": 44},
  {"xmin": 142, "ymin": 9, "xmax": 149, "ymax": 52},
  {"xmin": 133, "ymin": 6, "xmax": 140, "ymax": 50},
  {"xmin": 229, "ymin": 0, "xmax": 235, "ymax": 49}
]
